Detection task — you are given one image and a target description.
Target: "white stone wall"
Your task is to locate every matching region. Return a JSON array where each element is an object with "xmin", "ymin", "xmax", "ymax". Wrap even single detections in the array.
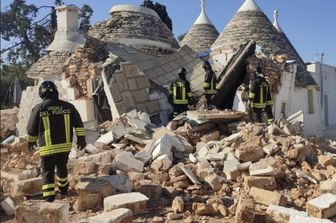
[
  {"xmin": 233, "ymin": 64, "xmax": 324, "ymax": 136},
  {"xmin": 308, "ymin": 62, "xmax": 336, "ymax": 127}
]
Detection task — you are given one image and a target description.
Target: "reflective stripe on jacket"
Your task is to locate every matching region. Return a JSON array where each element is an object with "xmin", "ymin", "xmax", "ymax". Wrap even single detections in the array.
[
  {"xmin": 248, "ymin": 75, "xmax": 273, "ymax": 109},
  {"xmin": 169, "ymin": 78, "xmax": 192, "ymax": 105},
  {"xmin": 27, "ymin": 98, "xmax": 86, "ymax": 157},
  {"xmin": 203, "ymin": 69, "xmax": 217, "ymax": 95}
]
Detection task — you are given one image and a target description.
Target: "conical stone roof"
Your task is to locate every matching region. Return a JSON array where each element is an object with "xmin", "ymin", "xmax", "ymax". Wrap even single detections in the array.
[
  {"xmin": 89, "ymin": 5, "xmax": 179, "ymax": 55},
  {"xmin": 180, "ymin": 0, "xmax": 219, "ymax": 52},
  {"xmin": 212, "ymin": 0, "xmax": 316, "ymax": 86}
]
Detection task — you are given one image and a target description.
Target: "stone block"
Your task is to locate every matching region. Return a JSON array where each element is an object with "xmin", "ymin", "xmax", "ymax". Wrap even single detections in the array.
[
  {"xmin": 1, "ymin": 197, "xmax": 15, "ymax": 216},
  {"xmin": 69, "ymin": 99, "xmax": 95, "ymax": 122},
  {"xmin": 85, "ymin": 144, "xmax": 99, "ymax": 154},
  {"xmin": 1, "ymin": 169, "xmax": 39, "ymax": 181},
  {"xmin": 320, "ymin": 180, "xmax": 336, "ymax": 194},
  {"xmin": 115, "ymin": 72, "xmax": 128, "ymax": 91},
  {"xmin": 318, "ymin": 155, "xmax": 335, "ymax": 167},
  {"xmin": 104, "ymin": 192, "xmax": 148, "ymax": 214},
  {"xmin": 145, "ymin": 100, "xmax": 161, "ymax": 114},
  {"xmin": 200, "ymin": 130, "xmax": 220, "ymax": 143},
  {"xmin": 250, "ymin": 187, "xmax": 287, "ymax": 206},
  {"xmin": 121, "ymin": 91, "xmax": 136, "ymax": 110},
  {"xmin": 11, "ymin": 177, "xmax": 42, "ymax": 198},
  {"xmin": 75, "ymin": 177, "xmax": 116, "ymax": 211},
  {"xmin": 249, "ymin": 158, "xmax": 278, "ymax": 176},
  {"xmin": 15, "ymin": 200, "xmax": 69, "ymax": 223},
  {"xmin": 204, "ymin": 173, "xmax": 225, "ymax": 192},
  {"xmin": 123, "ymin": 63, "xmax": 140, "ymax": 78},
  {"xmin": 263, "ymin": 143, "xmax": 280, "ymax": 155},
  {"xmin": 134, "ymin": 183, "xmax": 162, "ymax": 202},
  {"xmin": 306, "ymin": 193, "xmax": 336, "ymax": 219},
  {"xmin": 244, "ymin": 176, "xmax": 277, "ymax": 191},
  {"xmin": 101, "ymin": 175, "xmax": 133, "ymax": 193},
  {"xmin": 127, "ymin": 78, "xmax": 138, "ymax": 90},
  {"xmin": 266, "ymin": 205, "xmax": 307, "ymax": 223},
  {"xmin": 136, "ymin": 77, "xmax": 151, "ymax": 89},
  {"xmin": 132, "ymin": 89, "xmax": 149, "ymax": 103},
  {"xmin": 151, "ymin": 154, "xmax": 172, "ymax": 171},
  {"xmin": 77, "ymin": 151, "xmax": 113, "ymax": 164},
  {"xmin": 87, "ymin": 208, "xmax": 133, "ymax": 223},
  {"xmin": 96, "ymin": 131, "xmax": 114, "ymax": 145},
  {"xmin": 74, "ymin": 161, "xmax": 99, "ymax": 175},
  {"xmin": 180, "ymin": 166, "xmax": 201, "ymax": 185},
  {"xmin": 235, "ymin": 193, "xmax": 255, "ymax": 223},
  {"xmin": 172, "ymin": 196, "xmax": 184, "ymax": 213},
  {"xmin": 289, "ymin": 215, "xmax": 334, "ymax": 223},
  {"xmin": 114, "ymin": 152, "xmax": 144, "ymax": 172}
]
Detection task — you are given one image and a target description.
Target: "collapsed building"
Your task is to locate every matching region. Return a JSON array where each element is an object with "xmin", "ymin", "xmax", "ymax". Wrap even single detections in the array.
[{"xmin": 17, "ymin": 0, "xmax": 325, "ymax": 142}]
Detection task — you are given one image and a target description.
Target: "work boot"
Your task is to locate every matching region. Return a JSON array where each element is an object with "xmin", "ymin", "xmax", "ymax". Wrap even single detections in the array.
[{"xmin": 45, "ymin": 196, "xmax": 55, "ymax": 202}]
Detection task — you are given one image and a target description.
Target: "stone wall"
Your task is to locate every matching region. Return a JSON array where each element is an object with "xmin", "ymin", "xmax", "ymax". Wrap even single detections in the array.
[
  {"xmin": 181, "ymin": 24, "xmax": 219, "ymax": 52},
  {"xmin": 89, "ymin": 10, "xmax": 179, "ymax": 53}
]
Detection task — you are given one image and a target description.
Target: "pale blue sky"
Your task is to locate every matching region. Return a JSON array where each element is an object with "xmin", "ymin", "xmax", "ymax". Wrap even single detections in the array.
[{"xmin": 1, "ymin": 0, "xmax": 336, "ymax": 66}]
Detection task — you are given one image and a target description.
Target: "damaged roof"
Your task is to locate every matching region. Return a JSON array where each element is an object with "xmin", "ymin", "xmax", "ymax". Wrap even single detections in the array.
[
  {"xmin": 211, "ymin": 0, "xmax": 317, "ymax": 87},
  {"xmin": 26, "ymin": 51, "xmax": 71, "ymax": 79},
  {"xmin": 88, "ymin": 5, "xmax": 179, "ymax": 54},
  {"xmin": 180, "ymin": 1, "xmax": 219, "ymax": 52},
  {"xmin": 106, "ymin": 44, "xmax": 218, "ymax": 94}
]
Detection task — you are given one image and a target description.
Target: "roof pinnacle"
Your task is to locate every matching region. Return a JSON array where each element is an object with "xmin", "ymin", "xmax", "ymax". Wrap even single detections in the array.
[{"xmin": 273, "ymin": 9, "xmax": 283, "ymax": 32}]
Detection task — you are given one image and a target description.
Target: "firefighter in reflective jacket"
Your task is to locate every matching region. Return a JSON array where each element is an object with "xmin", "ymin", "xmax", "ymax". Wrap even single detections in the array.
[
  {"xmin": 26, "ymin": 81, "xmax": 86, "ymax": 202},
  {"xmin": 202, "ymin": 61, "xmax": 217, "ymax": 109},
  {"xmin": 248, "ymin": 66, "xmax": 274, "ymax": 124},
  {"xmin": 169, "ymin": 67, "xmax": 193, "ymax": 118}
]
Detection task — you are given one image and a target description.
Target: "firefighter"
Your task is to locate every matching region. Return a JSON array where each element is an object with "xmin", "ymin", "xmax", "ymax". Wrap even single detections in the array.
[
  {"xmin": 247, "ymin": 66, "xmax": 274, "ymax": 124},
  {"xmin": 202, "ymin": 61, "xmax": 217, "ymax": 109},
  {"xmin": 169, "ymin": 67, "xmax": 193, "ymax": 118},
  {"xmin": 26, "ymin": 81, "xmax": 86, "ymax": 202}
]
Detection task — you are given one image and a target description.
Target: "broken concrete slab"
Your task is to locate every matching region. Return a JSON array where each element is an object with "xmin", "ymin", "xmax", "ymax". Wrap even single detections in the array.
[
  {"xmin": 15, "ymin": 200, "xmax": 69, "ymax": 223},
  {"xmin": 0, "ymin": 197, "xmax": 15, "ymax": 216},
  {"xmin": 104, "ymin": 192, "xmax": 148, "ymax": 214},
  {"xmin": 289, "ymin": 215, "xmax": 334, "ymax": 223},
  {"xmin": 250, "ymin": 187, "xmax": 287, "ymax": 206},
  {"xmin": 235, "ymin": 193, "xmax": 255, "ymax": 223},
  {"xmin": 306, "ymin": 193, "xmax": 336, "ymax": 219},
  {"xmin": 180, "ymin": 166, "xmax": 201, "ymax": 185},
  {"xmin": 87, "ymin": 208, "xmax": 133, "ymax": 223},
  {"xmin": 113, "ymin": 151, "xmax": 144, "ymax": 172},
  {"xmin": 75, "ymin": 177, "xmax": 116, "ymax": 211},
  {"xmin": 249, "ymin": 157, "xmax": 278, "ymax": 176},
  {"xmin": 244, "ymin": 176, "xmax": 277, "ymax": 191},
  {"xmin": 11, "ymin": 177, "xmax": 42, "ymax": 198},
  {"xmin": 266, "ymin": 205, "xmax": 308, "ymax": 223},
  {"xmin": 101, "ymin": 175, "xmax": 133, "ymax": 193},
  {"xmin": 263, "ymin": 143, "xmax": 280, "ymax": 155},
  {"xmin": 96, "ymin": 131, "xmax": 114, "ymax": 145}
]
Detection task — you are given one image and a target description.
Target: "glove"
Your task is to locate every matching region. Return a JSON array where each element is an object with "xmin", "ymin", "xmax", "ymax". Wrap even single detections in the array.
[
  {"xmin": 28, "ymin": 142, "xmax": 37, "ymax": 151},
  {"xmin": 77, "ymin": 141, "xmax": 87, "ymax": 150}
]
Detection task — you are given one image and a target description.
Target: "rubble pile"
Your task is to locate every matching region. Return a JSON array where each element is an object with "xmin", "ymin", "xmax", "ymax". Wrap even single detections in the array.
[
  {"xmin": 1, "ymin": 109, "xmax": 336, "ymax": 223},
  {"xmin": 246, "ymin": 52, "xmax": 288, "ymax": 94},
  {"xmin": 0, "ymin": 107, "xmax": 19, "ymax": 141},
  {"xmin": 63, "ymin": 38, "xmax": 108, "ymax": 99}
]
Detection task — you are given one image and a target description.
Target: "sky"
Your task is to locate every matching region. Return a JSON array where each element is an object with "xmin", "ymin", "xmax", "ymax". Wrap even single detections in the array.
[{"xmin": 1, "ymin": 0, "xmax": 336, "ymax": 66}]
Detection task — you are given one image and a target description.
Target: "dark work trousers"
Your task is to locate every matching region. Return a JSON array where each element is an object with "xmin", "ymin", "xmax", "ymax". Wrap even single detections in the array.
[
  {"xmin": 265, "ymin": 105, "xmax": 274, "ymax": 124},
  {"xmin": 41, "ymin": 152, "xmax": 69, "ymax": 201},
  {"xmin": 172, "ymin": 104, "xmax": 188, "ymax": 118},
  {"xmin": 204, "ymin": 94, "xmax": 214, "ymax": 109},
  {"xmin": 252, "ymin": 107, "xmax": 264, "ymax": 123}
]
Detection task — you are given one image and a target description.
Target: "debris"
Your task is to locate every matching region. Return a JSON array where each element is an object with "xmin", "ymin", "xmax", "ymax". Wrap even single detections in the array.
[
  {"xmin": 266, "ymin": 205, "xmax": 308, "ymax": 223},
  {"xmin": 11, "ymin": 177, "xmax": 42, "ymax": 198},
  {"xmin": 15, "ymin": 200, "xmax": 69, "ymax": 223},
  {"xmin": 235, "ymin": 193, "xmax": 255, "ymax": 223},
  {"xmin": 104, "ymin": 192, "xmax": 149, "ymax": 214},
  {"xmin": 249, "ymin": 187, "xmax": 287, "ymax": 206},
  {"xmin": 87, "ymin": 208, "xmax": 133, "ymax": 223},
  {"xmin": 172, "ymin": 196, "xmax": 184, "ymax": 214},
  {"xmin": 113, "ymin": 152, "xmax": 144, "ymax": 172},
  {"xmin": 306, "ymin": 193, "xmax": 336, "ymax": 219},
  {"xmin": 0, "ymin": 197, "xmax": 15, "ymax": 216}
]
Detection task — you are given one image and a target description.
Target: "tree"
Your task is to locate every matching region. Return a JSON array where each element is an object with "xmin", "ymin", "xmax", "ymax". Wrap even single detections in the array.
[
  {"xmin": 142, "ymin": 0, "xmax": 173, "ymax": 31},
  {"xmin": 0, "ymin": 0, "xmax": 93, "ymax": 108},
  {"xmin": 178, "ymin": 33, "xmax": 187, "ymax": 42},
  {"xmin": 1, "ymin": 0, "xmax": 93, "ymax": 66}
]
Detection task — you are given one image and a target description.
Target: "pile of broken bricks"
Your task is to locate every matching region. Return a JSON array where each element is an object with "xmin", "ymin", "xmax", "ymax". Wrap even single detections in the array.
[{"xmin": 1, "ymin": 109, "xmax": 336, "ymax": 223}]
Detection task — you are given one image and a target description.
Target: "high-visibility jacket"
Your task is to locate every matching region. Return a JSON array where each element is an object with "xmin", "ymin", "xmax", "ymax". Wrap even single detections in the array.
[
  {"xmin": 203, "ymin": 69, "xmax": 217, "ymax": 95},
  {"xmin": 26, "ymin": 98, "xmax": 86, "ymax": 157},
  {"xmin": 169, "ymin": 78, "xmax": 193, "ymax": 105},
  {"xmin": 248, "ymin": 75, "xmax": 273, "ymax": 109}
]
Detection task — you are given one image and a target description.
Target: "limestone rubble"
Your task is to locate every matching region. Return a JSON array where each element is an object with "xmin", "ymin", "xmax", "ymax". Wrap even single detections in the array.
[{"xmin": 1, "ymin": 109, "xmax": 336, "ymax": 223}]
